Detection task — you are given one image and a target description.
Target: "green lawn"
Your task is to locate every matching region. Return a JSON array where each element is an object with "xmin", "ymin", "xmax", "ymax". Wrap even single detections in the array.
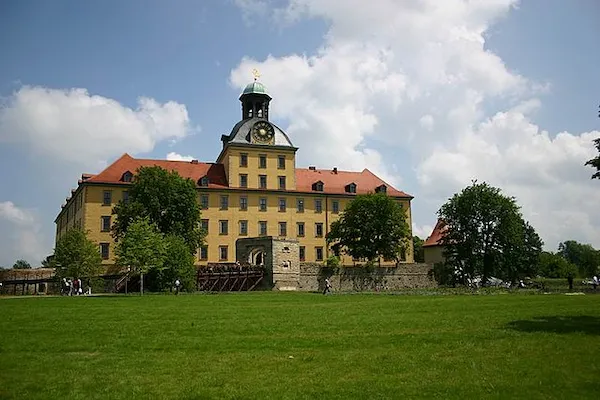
[{"xmin": 1, "ymin": 292, "xmax": 599, "ymax": 399}]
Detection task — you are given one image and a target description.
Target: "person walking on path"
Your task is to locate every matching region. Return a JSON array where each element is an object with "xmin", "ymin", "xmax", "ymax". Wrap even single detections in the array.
[{"xmin": 323, "ymin": 278, "xmax": 332, "ymax": 295}]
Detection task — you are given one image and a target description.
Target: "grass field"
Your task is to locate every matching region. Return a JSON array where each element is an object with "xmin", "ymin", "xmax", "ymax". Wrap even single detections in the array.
[{"xmin": 1, "ymin": 292, "xmax": 599, "ymax": 399}]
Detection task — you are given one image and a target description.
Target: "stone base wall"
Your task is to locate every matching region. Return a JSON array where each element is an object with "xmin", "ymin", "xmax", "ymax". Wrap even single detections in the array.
[{"xmin": 298, "ymin": 263, "xmax": 436, "ymax": 292}]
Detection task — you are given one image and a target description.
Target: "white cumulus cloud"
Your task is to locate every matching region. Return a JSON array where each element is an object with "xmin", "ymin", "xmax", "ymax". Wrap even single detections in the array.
[
  {"xmin": 0, "ymin": 201, "xmax": 46, "ymax": 266},
  {"xmin": 166, "ymin": 152, "xmax": 196, "ymax": 162},
  {"xmin": 233, "ymin": 0, "xmax": 600, "ymax": 249},
  {"xmin": 0, "ymin": 86, "xmax": 195, "ymax": 167}
]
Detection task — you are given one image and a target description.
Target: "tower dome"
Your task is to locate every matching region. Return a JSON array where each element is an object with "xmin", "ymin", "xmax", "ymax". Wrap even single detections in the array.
[{"xmin": 241, "ymin": 81, "xmax": 269, "ymax": 96}]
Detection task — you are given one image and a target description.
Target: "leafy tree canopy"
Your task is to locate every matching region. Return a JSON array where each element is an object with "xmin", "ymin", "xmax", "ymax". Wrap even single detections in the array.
[
  {"xmin": 438, "ymin": 181, "xmax": 543, "ymax": 283},
  {"xmin": 326, "ymin": 193, "xmax": 411, "ymax": 263},
  {"xmin": 413, "ymin": 236, "xmax": 425, "ymax": 263},
  {"xmin": 558, "ymin": 240, "xmax": 600, "ymax": 277},
  {"xmin": 538, "ymin": 251, "xmax": 577, "ymax": 279},
  {"xmin": 585, "ymin": 138, "xmax": 600, "ymax": 179},
  {"xmin": 112, "ymin": 166, "xmax": 204, "ymax": 252},
  {"xmin": 13, "ymin": 259, "xmax": 31, "ymax": 269},
  {"xmin": 115, "ymin": 217, "xmax": 166, "ymax": 278},
  {"xmin": 583, "ymin": 107, "xmax": 599, "ymax": 179},
  {"xmin": 147, "ymin": 235, "xmax": 197, "ymax": 292},
  {"xmin": 41, "ymin": 255, "xmax": 55, "ymax": 268},
  {"xmin": 54, "ymin": 229, "xmax": 102, "ymax": 279}
]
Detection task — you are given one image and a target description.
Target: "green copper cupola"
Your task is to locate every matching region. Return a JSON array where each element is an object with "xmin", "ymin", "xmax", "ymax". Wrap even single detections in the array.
[{"xmin": 239, "ymin": 70, "xmax": 272, "ymax": 120}]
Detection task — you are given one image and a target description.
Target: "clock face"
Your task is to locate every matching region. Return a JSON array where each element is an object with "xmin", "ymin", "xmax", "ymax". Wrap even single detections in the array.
[{"xmin": 252, "ymin": 121, "xmax": 275, "ymax": 144}]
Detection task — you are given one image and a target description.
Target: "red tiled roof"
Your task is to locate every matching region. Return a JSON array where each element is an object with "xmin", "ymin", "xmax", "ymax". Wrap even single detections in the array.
[
  {"xmin": 83, "ymin": 154, "xmax": 412, "ymax": 197},
  {"xmin": 86, "ymin": 154, "xmax": 228, "ymax": 188},
  {"xmin": 295, "ymin": 167, "xmax": 411, "ymax": 197},
  {"xmin": 423, "ymin": 219, "xmax": 447, "ymax": 247}
]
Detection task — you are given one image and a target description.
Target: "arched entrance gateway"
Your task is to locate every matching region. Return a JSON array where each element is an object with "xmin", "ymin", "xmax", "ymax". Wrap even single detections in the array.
[
  {"xmin": 248, "ymin": 248, "xmax": 265, "ymax": 266},
  {"xmin": 236, "ymin": 237, "xmax": 300, "ymax": 290}
]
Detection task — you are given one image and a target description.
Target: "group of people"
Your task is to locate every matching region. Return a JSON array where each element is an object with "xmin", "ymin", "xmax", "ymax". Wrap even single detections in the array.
[{"xmin": 61, "ymin": 277, "xmax": 90, "ymax": 296}]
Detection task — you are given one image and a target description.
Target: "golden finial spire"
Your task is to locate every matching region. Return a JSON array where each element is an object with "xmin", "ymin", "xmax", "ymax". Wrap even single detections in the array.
[{"xmin": 252, "ymin": 68, "xmax": 261, "ymax": 81}]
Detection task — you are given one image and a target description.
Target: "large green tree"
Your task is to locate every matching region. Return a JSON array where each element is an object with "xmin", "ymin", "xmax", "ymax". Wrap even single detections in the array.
[
  {"xmin": 54, "ymin": 229, "xmax": 102, "ymax": 280},
  {"xmin": 115, "ymin": 217, "xmax": 166, "ymax": 295},
  {"xmin": 438, "ymin": 181, "xmax": 543, "ymax": 284},
  {"xmin": 147, "ymin": 235, "xmax": 197, "ymax": 292},
  {"xmin": 585, "ymin": 138, "xmax": 600, "ymax": 179},
  {"xmin": 538, "ymin": 251, "xmax": 577, "ymax": 279},
  {"xmin": 12, "ymin": 259, "xmax": 31, "ymax": 269},
  {"xmin": 112, "ymin": 166, "xmax": 204, "ymax": 252},
  {"xmin": 584, "ymin": 105, "xmax": 599, "ymax": 179},
  {"xmin": 558, "ymin": 240, "xmax": 600, "ymax": 277},
  {"xmin": 327, "ymin": 193, "xmax": 411, "ymax": 263},
  {"xmin": 412, "ymin": 236, "xmax": 425, "ymax": 263}
]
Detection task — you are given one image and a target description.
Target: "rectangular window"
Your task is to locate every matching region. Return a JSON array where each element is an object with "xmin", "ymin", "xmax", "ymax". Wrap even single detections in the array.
[
  {"xmin": 102, "ymin": 190, "xmax": 112, "ymax": 206},
  {"xmin": 239, "ymin": 196, "xmax": 248, "ymax": 211},
  {"xmin": 101, "ymin": 216, "xmax": 111, "ymax": 232},
  {"xmin": 278, "ymin": 155, "xmax": 285, "ymax": 169},
  {"xmin": 297, "ymin": 198, "xmax": 304, "ymax": 213},
  {"xmin": 297, "ymin": 222, "xmax": 305, "ymax": 237},
  {"xmin": 315, "ymin": 199, "xmax": 322, "ymax": 213},
  {"xmin": 259, "ymin": 155, "xmax": 267, "ymax": 169},
  {"xmin": 279, "ymin": 222, "xmax": 287, "ymax": 237},
  {"xmin": 259, "ymin": 221, "xmax": 267, "ymax": 236},
  {"xmin": 219, "ymin": 246, "xmax": 228, "ymax": 261},
  {"xmin": 400, "ymin": 248, "xmax": 407, "ymax": 261},
  {"xmin": 239, "ymin": 220, "xmax": 248, "ymax": 236},
  {"xmin": 200, "ymin": 194, "xmax": 209, "ymax": 210},
  {"xmin": 278, "ymin": 176, "xmax": 286, "ymax": 190},
  {"xmin": 332, "ymin": 200, "xmax": 339, "ymax": 214},
  {"xmin": 100, "ymin": 243, "xmax": 109, "ymax": 260},
  {"xmin": 219, "ymin": 220, "xmax": 228, "ymax": 235},
  {"xmin": 220, "ymin": 195, "xmax": 229, "ymax": 210},
  {"xmin": 315, "ymin": 223, "xmax": 323, "ymax": 237},
  {"xmin": 259, "ymin": 197, "xmax": 267, "ymax": 212},
  {"xmin": 278, "ymin": 198, "xmax": 286, "ymax": 212},
  {"xmin": 315, "ymin": 247, "xmax": 324, "ymax": 261},
  {"xmin": 240, "ymin": 153, "xmax": 248, "ymax": 167},
  {"xmin": 122, "ymin": 191, "xmax": 129, "ymax": 203},
  {"xmin": 199, "ymin": 246, "xmax": 208, "ymax": 261},
  {"xmin": 259, "ymin": 175, "xmax": 267, "ymax": 189},
  {"xmin": 239, "ymin": 174, "xmax": 248, "ymax": 188},
  {"xmin": 201, "ymin": 219, "xmax": 209, "ymax": 234},
  {"xmin": 299, "ymin": 246, "xmax": 306, "ymax": 261}
]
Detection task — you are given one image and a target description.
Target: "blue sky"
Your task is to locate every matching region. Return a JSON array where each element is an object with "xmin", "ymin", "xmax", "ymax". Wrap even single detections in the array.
[{"xmin": 0, "ymin": 0, "xmax": 599, "ymax": 266}]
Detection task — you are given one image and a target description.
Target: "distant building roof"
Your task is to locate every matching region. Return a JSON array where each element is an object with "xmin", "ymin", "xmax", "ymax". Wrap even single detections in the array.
[{"xmin": 423, "ymin": 219, "xmax": 447, "ymax": 247}]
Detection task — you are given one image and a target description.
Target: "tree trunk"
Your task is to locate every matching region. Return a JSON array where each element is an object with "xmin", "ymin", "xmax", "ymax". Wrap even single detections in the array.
[{"xmin": 140, "ymin": 272, "xmax": 144, "ymax": 296}]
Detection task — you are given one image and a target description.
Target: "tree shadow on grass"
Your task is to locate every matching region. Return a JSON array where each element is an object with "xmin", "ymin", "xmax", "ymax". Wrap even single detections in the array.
[{"xmin": 506, "ymin": 316, "xmax": 600, "ymax": 335}]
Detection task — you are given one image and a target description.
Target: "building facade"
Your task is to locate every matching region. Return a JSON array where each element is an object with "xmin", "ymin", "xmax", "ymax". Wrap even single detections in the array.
[{"xmin": 55, "ymin": 80, "xmax": 415, "ymax": 266}]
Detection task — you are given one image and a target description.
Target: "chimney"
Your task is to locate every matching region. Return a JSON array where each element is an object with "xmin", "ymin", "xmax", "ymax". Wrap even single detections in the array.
[
  {"xmin": 191, "ymin": 160, "xmax": 199, "ymax": 164},
  {"xmin": 309, "ymin": 166, "xmax": 316, "ymax": 171},
  {"xmin": 333, "ymin": 167, "xmax": 338, "ymax": 174}
]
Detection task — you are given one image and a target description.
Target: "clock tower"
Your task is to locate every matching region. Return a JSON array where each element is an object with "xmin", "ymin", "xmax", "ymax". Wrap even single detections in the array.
[{"xmin": 216, "ymin": 75, "xmax": 298, "ymax": 190}]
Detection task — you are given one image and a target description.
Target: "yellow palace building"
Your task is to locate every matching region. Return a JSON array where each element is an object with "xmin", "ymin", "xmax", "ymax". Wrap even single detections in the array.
[{"xmin": 54, "ymin": 79, "xmax": 415, "ymax": 266}]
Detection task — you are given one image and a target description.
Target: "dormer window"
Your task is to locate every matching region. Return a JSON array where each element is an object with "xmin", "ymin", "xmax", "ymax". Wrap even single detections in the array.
[
  {"xmin": 312, "ymin": 181, "xmax": 324, "ymax": 192},
  {"xmin": 199, "ymin": 176, "xmax": 210, "ymax": 187},
  {"xmin": 375, "ymin": 184, "xmax": 387, "ymax": 193},
  {"xmin": 345, "ymin": 183, "xmax": 357, "ymax": 193},
  {"xmin": 121, "ymin": 171, "xmax": 133, "ymax": 183}
]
